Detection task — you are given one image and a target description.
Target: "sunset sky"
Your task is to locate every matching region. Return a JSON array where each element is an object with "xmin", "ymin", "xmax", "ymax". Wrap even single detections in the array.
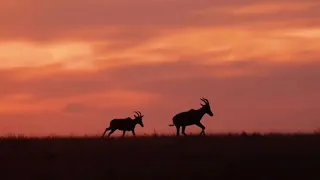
[{"xmin": 0, "ymin": 0, "xmax": 319, "ymax": 136}]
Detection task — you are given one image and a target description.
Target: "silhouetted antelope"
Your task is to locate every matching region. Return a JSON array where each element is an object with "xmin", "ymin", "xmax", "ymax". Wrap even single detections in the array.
[
  {"xmin": 169, "ymin": 98, "xmax": 214, "ymax": 136},
  {"xmin": 102, "ymin": 111, "xmax": 144, "ymax": 138}
]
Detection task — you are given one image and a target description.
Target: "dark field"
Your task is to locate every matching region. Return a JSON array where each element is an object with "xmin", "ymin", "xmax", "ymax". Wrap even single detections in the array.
[{"xmin": 0, "ymin": 134, "xmax": 319, "ymax": 180}]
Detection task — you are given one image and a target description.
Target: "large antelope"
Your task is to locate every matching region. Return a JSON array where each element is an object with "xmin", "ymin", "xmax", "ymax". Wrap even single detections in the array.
[
  {"xmin": 102, "ymin": 111, "xmax": 144, "ymax": 138},
  {"xmin": 169, "ymin": 98, "xmax": 214, "ymax": 136}
]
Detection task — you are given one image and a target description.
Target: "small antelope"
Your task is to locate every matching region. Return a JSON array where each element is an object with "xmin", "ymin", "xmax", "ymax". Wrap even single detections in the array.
[
  {"xmin": 102, "ymin": 111, "xmax": 144, "ymax": 138},
  {"xmin": 169, "ymin": 98, "xmax": 214, "ymax": 136}
]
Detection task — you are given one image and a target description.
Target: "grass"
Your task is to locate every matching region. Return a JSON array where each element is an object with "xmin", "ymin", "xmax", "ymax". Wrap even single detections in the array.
[{"xmin": 0, "ymin": 133, "xmax": 319, "ymax": 180}]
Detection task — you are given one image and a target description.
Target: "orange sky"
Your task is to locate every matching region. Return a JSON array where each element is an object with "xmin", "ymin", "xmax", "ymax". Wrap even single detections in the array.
[{"xmin": 0, "ymin": 0, "xmax": 319, "ymax": 136}]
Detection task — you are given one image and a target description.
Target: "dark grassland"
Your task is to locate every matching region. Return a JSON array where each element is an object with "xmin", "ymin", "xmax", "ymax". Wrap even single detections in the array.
[{"xmin": 0, "ymin": 133, "xmax": 319, "ymax": 180}]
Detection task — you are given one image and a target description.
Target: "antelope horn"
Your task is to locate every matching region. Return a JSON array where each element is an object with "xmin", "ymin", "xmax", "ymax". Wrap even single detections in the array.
[
  {"xmin": 135, "ymin": 111, "xmax": 142, "ymax": 117},
  {"xmin": 201, "ymin": 97, "xmax": 209, "ymax": 104},
  {"xmin": 200, "ymin": 98, "xmax": 205, "ymax": 106},
  {"xmin": 134, "ymin": 111, "xmax": 139, "ymax": 117}
]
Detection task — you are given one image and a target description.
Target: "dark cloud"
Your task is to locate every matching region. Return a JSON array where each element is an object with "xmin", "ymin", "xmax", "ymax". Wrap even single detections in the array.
[
  {"xmin": 62, "ymin": 103, "xmax": 90, "ymax": 113},
  {"xmin": 0, "ymin": 0, "xmax": 319, "ymax": 42}
]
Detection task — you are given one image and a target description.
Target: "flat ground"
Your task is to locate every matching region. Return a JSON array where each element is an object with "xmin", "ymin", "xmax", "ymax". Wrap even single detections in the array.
[{"xmin": 0, "ymin": 134, "xmax": 319, "ymax": 180}]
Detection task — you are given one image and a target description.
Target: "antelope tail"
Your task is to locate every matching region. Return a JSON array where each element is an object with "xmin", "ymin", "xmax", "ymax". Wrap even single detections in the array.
[{"xmin": 168, "ymin": 124, "xmax": 175, "ymax": 127}]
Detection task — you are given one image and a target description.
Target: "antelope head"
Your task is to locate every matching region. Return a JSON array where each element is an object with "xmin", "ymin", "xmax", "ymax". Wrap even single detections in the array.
[
  {"xmin": 200, "ymin": 97, "xmax": 214, "ymax": 116},
  {"xmin": 133, "ymin": 111, "xmax": 144, "ymax": 127}
]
